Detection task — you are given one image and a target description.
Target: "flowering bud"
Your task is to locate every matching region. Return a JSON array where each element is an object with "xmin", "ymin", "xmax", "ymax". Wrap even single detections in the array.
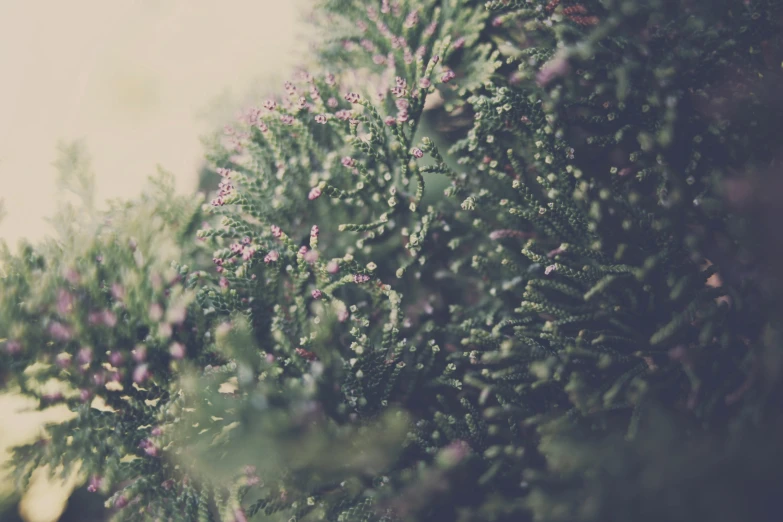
[
  {"xmin": 109, "ymin": 351, "xmax": 124, "ymax": 367},
  {"xmin": 133, "ymin": 364, "xmax": 150, "ymax": 384},
  {"xmin": 5, "ymin": 340, "xmax": 21, "ymax": 355},
  {"xmin": 169, "ymin": 342, "xmax": 186, "ymax": 360},
  {"xmin": 441, "ymin": 70, "xmax": 456, "ymax": 83},
  {"xmin": 311, "ymin": 289, "xmax": 323, "ymax": 300},
  {"xmin": 308, "ymin": 187, "xmax": 322, "ymax": 200}
]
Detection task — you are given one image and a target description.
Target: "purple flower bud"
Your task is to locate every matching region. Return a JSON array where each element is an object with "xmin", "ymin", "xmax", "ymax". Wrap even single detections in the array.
[
  {"xmin": 384, "ymin": 116, "xmax": 397, "ymax": 126},
  {"xmin": 271, "ymin": 225, "xmax": 282, "ymax": 238},
  {"xmin": 114, "ymin": 495, "xmax": 128, "ymax": 509},
  {"xmin": 419, "ymin": 78, "xmax": 431, "ymax": 89},
  {"xmin": 298, "ymin": 246, "xmax": 308, "ymax": 256},
  {"xmin": 264, "ymin": 250, "xmax": 279, "ymax": 264},
  {"xmin": 536, "ymin": 54, "xmax": 570, "ymax": 87},
  {"xmin": 341, "ymin": 156, "xmax": 356, "ymax": 168},
  {"xmin": 57, "ymin": 289, "xmax": 74, "ymax": 316},
  {"xmin": 109, "ymin": 351, "xmax": 123, "ymax": 367},
  {"xmin": 311, "ymin": 289, "xmax": 323, "ymax": 300},
  {"xmin": 133, "ymin": 364, "xmax": 150, "ymax": 384},
  {"xmin": 411, "ymin": 148, "xmax": 424, "ymax": 158},
  {"xmin": 5, "ymin": 340, "xmax": 21, "ymax": 355},
  {"xmin": 48, "ymin": 321, "xmax": 72, "ymax": 341},
  {"xmin": 219, "ymin": 277, "xmax": 230, "ymax": 289}
]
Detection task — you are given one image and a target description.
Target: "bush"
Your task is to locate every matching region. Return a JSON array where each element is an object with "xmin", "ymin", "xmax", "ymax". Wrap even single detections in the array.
[{"xmin": 2, "ymin": 1, "xmax": 783, "ymax": 521}]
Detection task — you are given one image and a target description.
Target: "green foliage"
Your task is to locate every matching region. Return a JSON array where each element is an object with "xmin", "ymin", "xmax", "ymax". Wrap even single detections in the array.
[{"xmin": 3, "ymin": 1, "xmax": 783, "ymax": 521}]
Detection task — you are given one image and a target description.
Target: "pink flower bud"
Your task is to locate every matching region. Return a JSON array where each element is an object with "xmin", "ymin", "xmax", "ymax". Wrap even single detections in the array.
[
  {"xmin": 111, "ymin": 283, "xmax": 125, "ymax": 301},
  {"xmin": 87, "ymin": 475, "xmax": 102, "ymax": 493},
  {"xmin": 384, "ymin": 116, "xmax": 397, "ymax": 126},
  {"xmin": 169, "ymin": 342, "xmax": 186, "ymax": 360},
  {"xmin": 411, "ymin": 147, "xmax": 424, "ymax": 158},
  {"xmin": 341, "ymin": 156, "xmax": 356, "ymax": 168},
  {"xmin": 55, "ymin": 353, "xmax": 72, "ymax": 368},
  {"xmin": 77, "ymin": 346, "xmax": 93, "ymax": 364},
  {"xmin": 311, "ymin": 289, "xmax": 323, "ymax": 300},
  {"xmin": 304, "ymin": 250, "xmax": 319, "ymax": 264},
  {"xmin": 264, "ymin": 250, "xmax": 280, "ymax": 264},
  {"xmin": 63, "ymin": 268, "xmax": 80, "ymax": 285},
  {"xmin": 131, "ymin": 345, "xmax": 146, "ymax": 362},
  {"xmin": 102, "ymin": 310, "xmax": 117, "ymax": 328},
  {"xmin": 271, "ymin": 225, "xmax": 282, "ymax": 238},
  {"xmin": 441, "ymin": 70, "xmax": 456, "ymax": 83},
  {"xmin": 219, "ymin": 277, "xmax": 230, "ymax": 289},
  {"xmin": 149, "ymin": 303, "xmax": 163, "ymax": 322},
  {"xmin": 326, "ymin": 261, "xmax": 339, "ymax": 274},
  {"xmin": 308, "ymin": 187, "xmax": 322, "ymax": 200}
]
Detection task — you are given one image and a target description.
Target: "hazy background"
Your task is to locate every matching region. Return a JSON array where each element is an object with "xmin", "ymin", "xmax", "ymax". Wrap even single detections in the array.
[
  {"xmin": 0, "ymin": 2, "xmax": 308, "ymax": 520},
  {"xmin": 0, "ymin": 0, "xmax": 309, "ymax": 248}
]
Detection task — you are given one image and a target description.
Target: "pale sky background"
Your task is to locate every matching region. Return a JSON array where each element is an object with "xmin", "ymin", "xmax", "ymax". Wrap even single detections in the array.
[
  {"xmin": 0, "ymin": 0, "xmax": 310, "ymax": 249},
  {"xmin": 0, "ymin": 2, "xmax": 309, "ymax": 520}
]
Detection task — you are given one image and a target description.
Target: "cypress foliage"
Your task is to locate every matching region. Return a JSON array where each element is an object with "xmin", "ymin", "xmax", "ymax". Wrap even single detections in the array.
[{"xmin": 2, "ymin": 1, "xmax": 783, "ymax": 521}]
